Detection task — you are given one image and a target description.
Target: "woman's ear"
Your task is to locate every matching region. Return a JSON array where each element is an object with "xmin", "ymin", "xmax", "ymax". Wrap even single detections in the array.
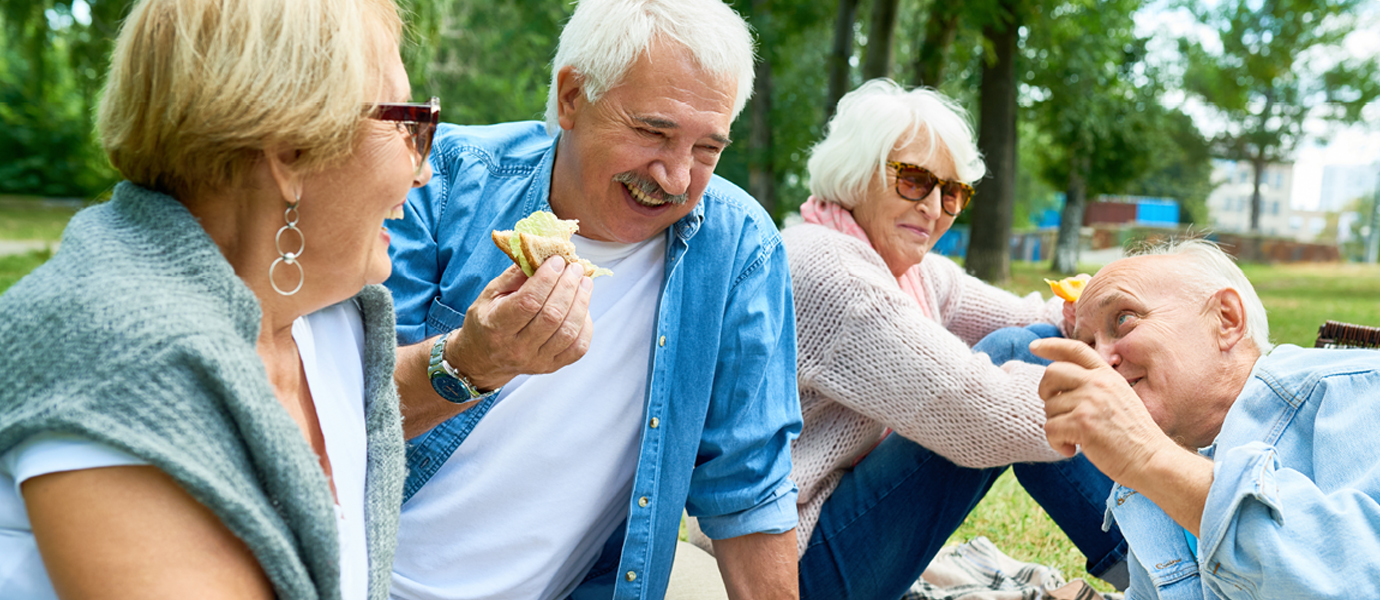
[
  {"xmin": 1212, "ymin": 287, "xmax": 1249, "ymax": 352},
  {"xmin": 264, "ymin": 146, "xmax": 304, "ymax": 205}
]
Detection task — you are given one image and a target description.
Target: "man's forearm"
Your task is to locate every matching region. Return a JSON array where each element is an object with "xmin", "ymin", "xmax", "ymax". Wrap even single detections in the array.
[
  {"xmin": 713, "ymin": 530, "xmax": 799, "ymax": 600},
  {"xmin": 395, "ymin": 338, "xmax": 477, "ymax": 439}
]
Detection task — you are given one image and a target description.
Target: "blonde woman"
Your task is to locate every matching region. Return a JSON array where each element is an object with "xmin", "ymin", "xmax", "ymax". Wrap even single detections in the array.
[{"xmin": 0, "ymin": 0, "xmax": 432, "ymax": 598}]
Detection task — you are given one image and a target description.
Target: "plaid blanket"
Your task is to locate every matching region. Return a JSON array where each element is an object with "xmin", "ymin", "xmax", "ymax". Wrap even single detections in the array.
[{"xmin": 904, "ymin": 537, "xmax": 1120, "ymax": 600}]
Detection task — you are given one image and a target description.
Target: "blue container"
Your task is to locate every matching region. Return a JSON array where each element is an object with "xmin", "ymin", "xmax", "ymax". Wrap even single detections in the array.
[
  {"xmin": 1135, "ymin": 199, "xmax": 1179, "ymax": 227},
  {"xmin": 932, "ymin": 224, "xmax": 970, "ymax": 258}
]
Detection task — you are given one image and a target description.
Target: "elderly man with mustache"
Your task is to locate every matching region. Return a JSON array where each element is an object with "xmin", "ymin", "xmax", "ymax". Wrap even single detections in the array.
[
  {"xmin": 1031, "ymin": 239, "xmax": 1380, "ymax": 600},
  {"xmin": 382, "ymin": 1, "xmax": 801, "ymax": 599}
]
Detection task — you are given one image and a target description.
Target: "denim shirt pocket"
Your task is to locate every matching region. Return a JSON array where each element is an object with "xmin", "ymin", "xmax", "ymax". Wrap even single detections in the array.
[{"xmin": 425, "ymin": 296, "xmax": 466, "ymax": 338}]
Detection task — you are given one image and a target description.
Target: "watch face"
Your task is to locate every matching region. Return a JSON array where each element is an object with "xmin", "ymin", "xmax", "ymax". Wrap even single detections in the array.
[{"xmin": 430, "ymin": 370, "xmax": 473, "ymax": 403}]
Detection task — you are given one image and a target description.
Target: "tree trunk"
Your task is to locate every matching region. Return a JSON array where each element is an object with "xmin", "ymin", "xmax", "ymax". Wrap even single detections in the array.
[
  {"xmin": 912, "ymin": 1, "xmax": 961, "ymax": 88},
  {"xmin": 1249, "ymin": 153, "xmax": 1266, "ymax": 233},
  {"xmin": 1053, "ymin": 154, "xmax": 1089, "ymax": 274},
  {"xmin": 863, "ymin": 0, "xmax": 901, "ymax": 80},
  {"xmin": 1247, "ymin": 91, "xmax": 1276, "ymax": 233},
  {"xmin": 749, "ymin": 0, "xmax": 776, "ymax": 216},
  {"xmin": 825, "ymin": 0, "xmax": 861, "ymax": 122},
  {"xmin": 967, "ymin": 10, "xmax": 1020, "ymax": 284}
]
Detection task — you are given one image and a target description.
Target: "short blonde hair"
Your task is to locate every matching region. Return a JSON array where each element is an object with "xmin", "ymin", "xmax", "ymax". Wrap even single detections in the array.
[
  {"xmin": 808, "ymin": 79, "xmax": 985, "ymax": 209},
  {"xmin": 543, "ymin": 0, "xmax": 756, "ymax": 135},
  {"xmin": 98, "ymin": 0, "xmax": 403, "ymax": 198}
]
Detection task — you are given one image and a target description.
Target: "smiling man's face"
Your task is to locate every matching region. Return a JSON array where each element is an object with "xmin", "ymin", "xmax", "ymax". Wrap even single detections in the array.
[
  {"xmin": 549, "ymin": 40, "xmax": 736, "ymax": 244},
  {"xmin": 1072, "ymin": 256, "xmax": 1232, "ymax": 447}
]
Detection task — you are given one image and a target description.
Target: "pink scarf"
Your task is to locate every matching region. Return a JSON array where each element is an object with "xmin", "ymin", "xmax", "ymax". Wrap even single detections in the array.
[{"xmin": 800, "ymin": 196, "xmax": 932, "ymax": 319}]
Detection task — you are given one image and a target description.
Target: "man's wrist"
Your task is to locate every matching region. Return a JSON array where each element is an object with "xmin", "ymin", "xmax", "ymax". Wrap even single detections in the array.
[
  {"xmin": 441, "ymin": 329, "xmax": 501, "ymax": 393},
  {"xmin": 428, "ymin": 330, "xmax": 500, "ymax": 403}
]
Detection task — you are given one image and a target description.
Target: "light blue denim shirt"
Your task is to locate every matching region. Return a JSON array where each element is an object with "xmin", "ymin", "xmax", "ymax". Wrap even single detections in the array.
[
  {"xmin": 1108, "ymin": 345, "xmax": 1380, "ymax": 600},
  {"xmin": 384, "ymin": 122, "xmax": 802, "ymax": 600}
]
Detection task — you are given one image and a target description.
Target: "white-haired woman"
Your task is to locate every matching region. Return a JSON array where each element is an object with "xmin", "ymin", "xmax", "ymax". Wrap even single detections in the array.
[
  {"xmin": 783, "ymin": 79, "xmax": 1128, "ymax": 598},
  {"xmin": 0, "ymin": 0, "xmax": 431, "ymax": 598}
]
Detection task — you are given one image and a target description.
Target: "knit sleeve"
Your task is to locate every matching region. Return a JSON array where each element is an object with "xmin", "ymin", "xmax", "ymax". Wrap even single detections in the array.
[
  {"xmin": 923, "ymin": 255, "xmax": 1065, "ymax": 347},
  {"xmin": 792, "ymin": 228, "xmax": 1066, "ymax": 468}
]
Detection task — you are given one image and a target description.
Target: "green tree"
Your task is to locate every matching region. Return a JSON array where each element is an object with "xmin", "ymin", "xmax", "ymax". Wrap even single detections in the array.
[
  {"xmin": 1181, "ymin": 0, "xmax": 1380, "ymax": 232},
  {"xmin": 397, "ymin": 0, "xmax": 570, "ymax": 125},
  {"xmin": 1122, "ymin": 109, "xmax": 1214, "ymax": 226},
  {"xmin": 966, "ymin": 0, "xmax": 1025, "ymax": 284},
  {"xmin": 1026, "ymin": 0, "xmax": 1162, "ymax": 273},
  {"xmin": 0, "ymin": 0, "xmax": 127, "ymax": 199}
]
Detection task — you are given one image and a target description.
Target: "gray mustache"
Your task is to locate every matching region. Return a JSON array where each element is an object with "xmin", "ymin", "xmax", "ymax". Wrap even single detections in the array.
[{"xmin": 614, "ymin": 172, "xmax": 688, "ymax": 205}]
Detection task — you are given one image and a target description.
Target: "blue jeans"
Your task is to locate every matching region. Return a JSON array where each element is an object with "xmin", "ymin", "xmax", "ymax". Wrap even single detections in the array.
[{"xmin": 798, "ymin": 324, "xmax": 1127, "ymax": 600}]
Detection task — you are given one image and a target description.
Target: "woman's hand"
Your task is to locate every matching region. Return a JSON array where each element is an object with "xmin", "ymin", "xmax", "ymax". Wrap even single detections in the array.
[{"xmin": 26, "ymin": 465, "xmax": 274, "ymax": 600}]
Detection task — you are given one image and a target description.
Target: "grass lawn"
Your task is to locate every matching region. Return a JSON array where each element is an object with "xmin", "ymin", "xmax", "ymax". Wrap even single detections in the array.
[
  {"xmin": 0, "ymin": 199, "xmax": 81, "ymax": 242},
  {"xmin": 0, "ymin": 199, "xmax": 80, "ymax": 294},
  {"xmin": 0, "ymin": 250, "xmax": 54, "ymax": 293}
]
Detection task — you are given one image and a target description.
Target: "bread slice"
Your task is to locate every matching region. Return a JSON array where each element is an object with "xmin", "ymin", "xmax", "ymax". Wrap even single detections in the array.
[{"xmin": 491, "ymin": 229, "xmax": 606, "ymax": 278}]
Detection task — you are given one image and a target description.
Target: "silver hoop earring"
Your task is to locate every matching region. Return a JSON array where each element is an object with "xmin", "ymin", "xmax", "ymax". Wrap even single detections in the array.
[{"xmin": 269, "ymin": 195, "xmax": 305, "ymax": 296}]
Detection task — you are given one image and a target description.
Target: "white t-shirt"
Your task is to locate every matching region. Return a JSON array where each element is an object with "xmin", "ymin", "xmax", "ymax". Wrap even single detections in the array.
[
  {"xmin": 390, "ymin": 233, "xmax": 666, "ymax": 600},
  {"xmin": 0, "ymin": 301, "xmax": 370, "ymax": 600}
]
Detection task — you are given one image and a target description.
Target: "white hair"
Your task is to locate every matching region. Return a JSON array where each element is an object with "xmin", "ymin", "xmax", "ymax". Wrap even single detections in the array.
[
  {"xmin": 807, "ymin": 79, "xmax": 985, "ymax": 209},
  {"xmin": 543, "ymin": 0, "xmax": 756, "ymax": 134},
  {"xmin": 1131, "ymin": 239, "xmax": 1273, "ymax": 354}
]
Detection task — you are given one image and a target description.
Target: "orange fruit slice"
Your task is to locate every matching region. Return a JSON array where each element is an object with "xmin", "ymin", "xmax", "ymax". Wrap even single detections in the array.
[{"xmin": 1044, "ymin": 274, "xmax": 1091, "ymax": 302}]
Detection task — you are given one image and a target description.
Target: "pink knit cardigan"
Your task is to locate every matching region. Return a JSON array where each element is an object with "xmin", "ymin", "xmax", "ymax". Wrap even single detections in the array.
[
  {"xmin": 688, "ymin": 223, "xmax": 1071, "ymax": 557},
  {"xmin": 781, "ymin": 223, "xmax": 1069, "ymax": 556}
]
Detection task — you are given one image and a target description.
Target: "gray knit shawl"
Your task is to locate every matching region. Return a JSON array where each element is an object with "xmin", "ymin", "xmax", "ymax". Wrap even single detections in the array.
[{"xmin": 0, "ymin": 182, "xmax": 405, "ymax": 600}]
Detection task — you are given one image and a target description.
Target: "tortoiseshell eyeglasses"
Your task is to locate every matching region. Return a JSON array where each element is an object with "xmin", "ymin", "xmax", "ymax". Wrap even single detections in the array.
[{"xmin": 371, "ymin": 97, "xmax": 440, "ymax": 175}]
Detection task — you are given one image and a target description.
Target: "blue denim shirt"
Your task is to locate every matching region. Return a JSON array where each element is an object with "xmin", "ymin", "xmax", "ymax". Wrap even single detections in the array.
[
  {"xmin": 385, "ymin": 122, "xmax": 802, "ymax": 600},
  {"xmin": 1108, "ymin": 345, "xmax": 1380, "ymax": 600}
]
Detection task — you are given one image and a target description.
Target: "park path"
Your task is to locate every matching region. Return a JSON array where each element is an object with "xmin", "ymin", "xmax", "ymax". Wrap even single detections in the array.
[{"xmin": 0, "ymin": 240, "xmax": 56, "ymax": 257}]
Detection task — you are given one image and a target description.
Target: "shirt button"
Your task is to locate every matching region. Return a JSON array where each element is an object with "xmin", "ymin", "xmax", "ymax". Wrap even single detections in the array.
[
  {"xmin": 638, "ymin": 496, "xmax": 649, "ymax": 507},
  {"xmin": 625, "ymin": 571, "xmax": 637, "ymax": 582},
  {"xmin": 658, "ymin": 335, "xmax": 666, "ymax": 347},
  {"xmin": 649, "ymin": 417, "xmax": 659, "ymax": 429}
]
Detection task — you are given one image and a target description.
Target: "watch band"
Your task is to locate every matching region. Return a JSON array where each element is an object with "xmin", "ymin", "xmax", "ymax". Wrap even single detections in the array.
[{"xmin": 427, "ymin": 330, "xmax": 498, "ymax": 403}]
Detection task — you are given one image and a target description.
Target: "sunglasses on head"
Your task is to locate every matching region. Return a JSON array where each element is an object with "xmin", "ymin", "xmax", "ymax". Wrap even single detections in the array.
[
  {"xmin": 886, "ymin": 160, "xmax": 975, "ymax": 217},
  {"xmin": 371, "ymin": 96, "xmax": 440, "ymax": 175}
]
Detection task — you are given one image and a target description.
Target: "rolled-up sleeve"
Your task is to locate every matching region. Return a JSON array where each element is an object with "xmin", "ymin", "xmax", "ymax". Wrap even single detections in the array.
[
  {"xmin": 1200, "ymin": 369, "xmax": 1380, "ymax": 599},
  {"xmin": 687, "ymin": 230, "xmax": 802, "ymax": 540}
]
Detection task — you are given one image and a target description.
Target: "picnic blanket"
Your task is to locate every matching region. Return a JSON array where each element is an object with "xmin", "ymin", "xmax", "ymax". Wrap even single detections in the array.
[{"xmin": 904, "ymin": 537, "xmax": 1121, "ymax": 600}]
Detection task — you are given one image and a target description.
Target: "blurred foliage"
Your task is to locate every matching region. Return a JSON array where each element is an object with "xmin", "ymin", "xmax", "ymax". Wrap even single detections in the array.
[
  {"xmin": 0, "ymin": 0, "xmax": 125, "ymax": 199},
  {"xmin": 1122, "ymin": 109, "xmax": 1215, "ymax": 225},
  {"xmin": 1179, "ymin": 0, "xmax": 1380, "ymax": 231},
  {"xmin": 1341, "ymin": 194, "xmax": 1378, "ymax": 261},
  {"xmin": 3, "ymin": 0, "xmax": 1376, "ymax": 243}
]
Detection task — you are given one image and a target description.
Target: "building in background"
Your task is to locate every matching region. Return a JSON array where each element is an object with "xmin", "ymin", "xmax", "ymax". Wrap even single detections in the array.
[
  {"xmin": 1207, "ymin": 159, "xmax": 1296, "ymax": 237},
  {"xmin": 1319, "ymin": 162, "xmax": 1380, "ymax": 212}
]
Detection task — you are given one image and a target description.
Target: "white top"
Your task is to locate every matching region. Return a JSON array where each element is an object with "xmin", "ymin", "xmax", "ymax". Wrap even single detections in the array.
[
  {"xmin": 0, "ymin": 301, "xmax": 370, "ymax": 600},
  {"xmin": 390, "ymin": 233, "xmax": 666, "ymax": 600}
]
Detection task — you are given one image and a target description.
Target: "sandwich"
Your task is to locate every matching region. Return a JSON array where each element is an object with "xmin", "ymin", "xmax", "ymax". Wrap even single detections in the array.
[{"xmin": 491, "ymin": 211, "xmax": 612, "ymax": 278}]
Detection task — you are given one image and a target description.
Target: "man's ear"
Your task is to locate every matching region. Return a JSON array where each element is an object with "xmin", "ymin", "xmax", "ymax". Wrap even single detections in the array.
[
  {"xmin": 263, "ymin": 146, "xmax": 304, "ymax": 206},
  {"xmin": 555, "ymin": 66, "xmax": 585, "ymax": 132},
  {"xmin": 1212, "ymin": 287, "xmax": 1249, "ymax": 351}
]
